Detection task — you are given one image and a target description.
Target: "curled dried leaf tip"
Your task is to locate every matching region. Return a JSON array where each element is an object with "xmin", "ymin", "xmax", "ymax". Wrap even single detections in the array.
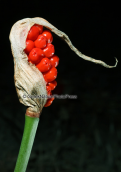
[{"xmin": 9, "ymin": 17, "xmax": 118, "ymax": 117}]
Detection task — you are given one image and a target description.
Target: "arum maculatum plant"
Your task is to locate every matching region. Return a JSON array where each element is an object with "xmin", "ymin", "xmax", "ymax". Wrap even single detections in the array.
[{"xmin": 9, "ymin": 17, "xmax": 118, "ymax": 172}]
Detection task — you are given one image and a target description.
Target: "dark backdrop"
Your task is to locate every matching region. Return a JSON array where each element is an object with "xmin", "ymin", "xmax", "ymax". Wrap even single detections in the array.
[{"xmin": 0, "ymin": 1, "xmax": 121, "ymax": 172}]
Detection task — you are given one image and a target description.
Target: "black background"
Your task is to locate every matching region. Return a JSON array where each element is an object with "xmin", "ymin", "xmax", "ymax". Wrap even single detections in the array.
[{"xmin": 0, "ymin": 1, "xmax": 121, "ymax": 172}]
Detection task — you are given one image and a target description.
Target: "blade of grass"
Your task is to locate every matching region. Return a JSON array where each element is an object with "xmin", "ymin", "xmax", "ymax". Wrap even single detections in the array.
[{"xmin": 14, "ymin": 115, "xmax": 39, "ymax": 172}]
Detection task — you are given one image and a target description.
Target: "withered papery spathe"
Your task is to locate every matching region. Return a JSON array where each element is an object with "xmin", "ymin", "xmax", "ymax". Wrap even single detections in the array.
[
  {"xmin": 9, "ymin": 17, "xmax": 118, "ymax": 117},
  {"xmin": 9, "ymin": 18, "xmax": 48, "ymax": 118}
]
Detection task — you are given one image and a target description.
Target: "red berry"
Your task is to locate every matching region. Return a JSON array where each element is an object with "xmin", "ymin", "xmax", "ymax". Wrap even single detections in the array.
[
  {"xmin": 44, "ymin": 97, "xmax": 54, "ymax": 107},
  {"xmin": 34, "ymin": 35, "xmax": 47, "ymax": 49},
  {"xmin": 24, "ymin": 40, "xmax": 35, "ymax": 54},
  {"xmin": 27, "ymin": 26, "xmax": 40, "ymax": 41},
  {"xmin": 42, "ymin": 30, "xmax": 53, "ymax": 43},
  {"xmin": 43, "ymin": 43, "xmax": 55, "ymax": 58},
  {"xmin": 50, "ymin": 55, "xmax": 59, "ymax": 67},
  {"xmin": 43, "ymin": 67, "xmax": 57, "ymax": 82},
  {"xmin": 34, "ymin": 24, "xmax": 43, "ymax": 34},
  {"xmin": 46, "ymin": 85, "xmax": 52, "ymax": 96},
  {"xmin": 47, "ymin": 80, "xmax": 57, "ymax": 90},
  {"xmin": 29, "ymin": 48, "xmax": 44, "ymax": 64},
  {"xmin": 36, "ymin": 57, "xmax": 51, "ymax": 73}
]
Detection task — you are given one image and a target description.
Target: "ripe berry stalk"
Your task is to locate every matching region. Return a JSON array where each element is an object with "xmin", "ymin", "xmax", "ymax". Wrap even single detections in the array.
[
  {"xmin": 24, "ymin": 24, "xmax": 59, "ymax": 107},
  {"xmin": 11, "ymin": 17, "xmax": 117, "ymax": 172}
]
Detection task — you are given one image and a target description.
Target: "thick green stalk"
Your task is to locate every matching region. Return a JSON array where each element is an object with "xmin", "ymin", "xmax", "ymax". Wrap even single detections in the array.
[{"xmin": 14, "ymin": 115, "xmax": 39, "ymax": 172}]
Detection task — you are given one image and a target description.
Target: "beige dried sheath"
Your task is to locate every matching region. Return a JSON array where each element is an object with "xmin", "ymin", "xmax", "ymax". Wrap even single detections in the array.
[{"xmin": 9, "ymin": 17, "xmax": 118, "ymax": 117}]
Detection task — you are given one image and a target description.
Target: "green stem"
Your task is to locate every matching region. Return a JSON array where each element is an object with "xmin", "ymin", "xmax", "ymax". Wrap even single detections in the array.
[{"xmin": 14, "ymin": 115, "xmax": 39, "ymax": 172}]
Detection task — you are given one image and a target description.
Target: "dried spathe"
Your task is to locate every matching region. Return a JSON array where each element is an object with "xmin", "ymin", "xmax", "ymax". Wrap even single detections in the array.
[{"xmin": 9, "ymin": 17, "xmax": 118, "ymax": 117}]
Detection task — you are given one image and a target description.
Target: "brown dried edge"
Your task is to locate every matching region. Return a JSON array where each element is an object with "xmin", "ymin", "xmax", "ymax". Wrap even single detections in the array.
[{"xmin": 26, "ymin": 109, "xmax": 41, "ymax": 118}]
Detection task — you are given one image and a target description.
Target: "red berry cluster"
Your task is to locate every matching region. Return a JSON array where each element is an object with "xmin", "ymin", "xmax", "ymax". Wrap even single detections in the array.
[{"xmin": 24, "ymin": 24, "xmax": 59, "ymax": 107}]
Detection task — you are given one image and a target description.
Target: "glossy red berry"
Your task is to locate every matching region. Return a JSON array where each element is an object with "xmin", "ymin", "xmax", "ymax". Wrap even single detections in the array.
[
  {"xmin": 27, "ymin": 26, "xmax": 40, "ymax": 41},
  {"xmin": 36, "ymin": 57, "xmax": 51, "ymax": 73},
  {"xmin": 35, "ymin": 35, "xmax": 47, "ymax": 49},
  {"xmin": 42, "ymin": 30, "xmax": 53, "ymax": 43},
  {"xmin": 47, "ymin": 80, "xmax": 57, "ymax": 90},
  {"xmin": 50, "ymin": 55, "xmax": 59, "ymax": 67},
  {"xmin": 43, "ymin": 43, "xmax": 55, "ymax": 58},
  {"xmin": 43, "ymin": 67, "xmax": 57, "ymax": 82},
  {"xmin": 46, "ymin": 85, "xmax": 52, "ymax": 96},
  {"xmin": 44, "ymin": 97, "xmax": 54, "ymax": 107},
  {"xmin": 24, "ymin": 40, "xmax": 35, "ymax": 54},
  {"xmin": 29, "ymin": 48, "xmax": 44, "ymax": 64},
  {"xmin": 34, "ymin": 24, "xmax": 43, "ymax": 34}
]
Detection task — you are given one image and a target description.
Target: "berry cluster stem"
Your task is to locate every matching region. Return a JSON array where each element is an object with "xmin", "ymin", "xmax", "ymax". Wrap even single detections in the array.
[{"xmin": 14, "ymin": 115, "xmax": 39, "ymax": 172}]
